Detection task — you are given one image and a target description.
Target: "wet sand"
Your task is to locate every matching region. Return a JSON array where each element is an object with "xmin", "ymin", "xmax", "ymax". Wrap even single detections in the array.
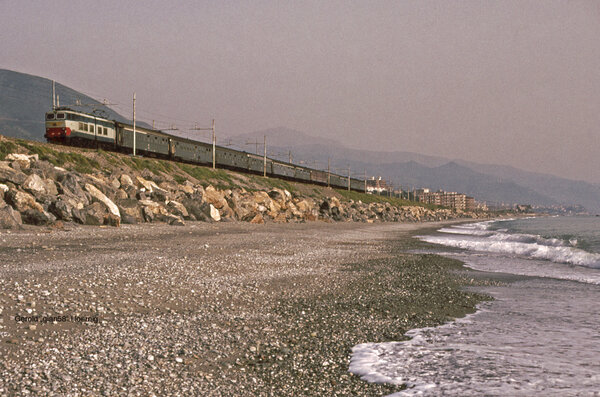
[{"xmin": 0, "ymin": 221, "xmax": 491, "ymax": 395}]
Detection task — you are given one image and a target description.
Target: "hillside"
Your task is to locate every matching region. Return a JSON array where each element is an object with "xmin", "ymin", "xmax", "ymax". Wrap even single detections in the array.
[
  {"xmin": 0, "ymin": 69, "xmax": 146, "ymax": 141},
  {"xmin": 2, "ymin": 68, "xmax": 597, "ymax": 213},
  {"xmin": 1, "ymin": 135, "xmax": 481, "ymax": 230}
]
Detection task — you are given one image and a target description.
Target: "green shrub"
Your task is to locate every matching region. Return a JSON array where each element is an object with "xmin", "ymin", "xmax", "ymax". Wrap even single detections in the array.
[{"xmin": 0, "ymin": 141, "xmax": 19, "ymax": 161}]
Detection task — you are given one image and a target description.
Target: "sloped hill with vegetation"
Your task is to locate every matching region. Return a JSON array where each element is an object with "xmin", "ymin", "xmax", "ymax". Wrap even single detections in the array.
[
  {"xmin": 0, "ymin": 69, "xmax": 144, "ymax": 141},
  {"xmin": 0, "ymin": 135, "xmax": 485, "ymax": 229}
]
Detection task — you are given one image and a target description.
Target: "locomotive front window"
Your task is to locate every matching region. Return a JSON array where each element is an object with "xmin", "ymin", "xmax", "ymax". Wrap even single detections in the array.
[
  {"xmin": 46, "ymin": 114, "xmax": 55, "ymax": 120},
  {"xmin": 57, "ymin": 113, "xmax": 65, "ymax": 119}
]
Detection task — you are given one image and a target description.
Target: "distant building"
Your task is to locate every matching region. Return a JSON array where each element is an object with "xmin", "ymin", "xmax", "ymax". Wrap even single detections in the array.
[{"xmin": 416, "ymin": 190, "xmax": 476, "ymax": 211}]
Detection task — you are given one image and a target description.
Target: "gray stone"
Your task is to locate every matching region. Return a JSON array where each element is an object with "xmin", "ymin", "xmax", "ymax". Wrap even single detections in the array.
[
  {"xmin": 84, "ymin": 183, "xmax": 120, "ymax": 219},
  {"xmin": 49, "ymin": 197, "xmax": 75, "ymax": 222},
  {"xmin": 5, "ymin": 190, "xmax": 44, "ymax": 213},
  {"xmin": 117, "ymin": 199, "xmax": 143, "ymax": 224},
  {"xmin": 0, "ymin": 206, "xmax": 22, "ymax": 229},
  {"xmin": 21, "ymin": 209, "xmax": 56, "ymax": 226},
  {"xmin": 83, "ymin": 202, "xmax": 107, "ymax": 225},
  {"xmin": 59, "ymin": 173, "xmax": 86, "ymax": 198},
  {"xmin": 0, "ymin": 162, "xmax": 27, "ymax": 185},
  {"xmin": 181, "ymin": 198, "xmax": 210, "ymax": 222},
  {"xmin": 119, "ymin": 174, "xmax": 134, "ymax": 188},
  {"xmin": 166, "ymin": 200, "xmax": 189, "ymax": 218},
  {"xmin": 202, "ymin": 185, "xmax": 227, "ymax": 209},
  {"xmin": 209, "ymin": 204, "xmax": 221, "ymax": 222},
  {"xmin": 22, "ymin": 174, "xmax": 47, "ymax": 197}
]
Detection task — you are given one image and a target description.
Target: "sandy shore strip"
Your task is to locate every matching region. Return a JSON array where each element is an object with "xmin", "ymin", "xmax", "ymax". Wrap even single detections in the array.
[{"xmin": 0, "ymin": 221, "xmax": 493, "ymax": 396}]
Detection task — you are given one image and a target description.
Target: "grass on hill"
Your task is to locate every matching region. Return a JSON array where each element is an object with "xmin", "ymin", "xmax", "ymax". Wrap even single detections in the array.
[
  {"xmin": 336, "ymin": 188, "xmax": 440, "ymax": 209},
  {"xmin": 1, "ymin": 136, "xmax": 441, "ymax": 210},
  {"xmin": 1, "ymin": 139, "xmax": 100, "ymax": 174}
]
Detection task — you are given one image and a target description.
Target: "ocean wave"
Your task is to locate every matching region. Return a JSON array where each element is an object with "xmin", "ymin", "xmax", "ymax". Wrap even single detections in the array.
[{"xmin": 419, "ymin": 234, "xmax": 600, "ymax": 268}]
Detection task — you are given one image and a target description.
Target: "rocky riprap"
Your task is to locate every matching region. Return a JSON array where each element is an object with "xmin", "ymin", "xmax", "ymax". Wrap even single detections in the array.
[{"xmin": 0, "ymin": 151, "xmax": 484, "ymax": 230}]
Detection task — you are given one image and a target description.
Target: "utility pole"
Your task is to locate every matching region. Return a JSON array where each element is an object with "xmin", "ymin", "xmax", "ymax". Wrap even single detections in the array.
[
  {"xmin": 212, "ymin": 119, "xmax": 216, "ymax": 169},
  {"xmin": 52, "ymin": 81, "xmax": 56, "ymax": 110},
  {"xmin": 263, "ymin": 135, "xmax": 267, "ymax": 177},
  {"xmin": 190, "ymin": 119, "xmax": 216, "ymax": 168},
  {"xmin": 327, "ymin": 158, "xmax": 331, "ymax": 187},
  {"xmin": 132, "ymin": 92, "xmax": 136, "ymax": 157},
  {"xmin": 364, "ymin": 170, "xmax": 367, "ymax": 193},
  {"xmin": 347, "ymin": 165, "xmax": 351, "ymax": 191},
  {"xmin": 289, "ymin": 151, "xmax": 292, "ymax": 164}
]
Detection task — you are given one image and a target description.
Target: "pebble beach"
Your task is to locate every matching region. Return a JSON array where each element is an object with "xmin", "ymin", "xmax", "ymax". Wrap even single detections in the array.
[{"xmin": 0, "ymin": 221, "xmax": 490, "ymax": 396}]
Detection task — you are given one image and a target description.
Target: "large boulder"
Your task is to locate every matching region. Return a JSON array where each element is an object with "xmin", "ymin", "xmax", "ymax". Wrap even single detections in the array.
[
  {"xmin": 249, "ymin": 213, "xmax": 264, "ymax": 224},
  {"xmin": 5, "ymin": 153, "xmax": 38, "ymax": 170},
  {"xmin": 267, "ymin": 189, "xmax": 285, "ymax": 204},
  {"xmin": 139, "ymin": 199, "xmax": 170, "ymax": 223},
  {"xmin": 119, "ymin": 174, "xmax": 134, "ymax": 188},
  {"xmin": 229, "ymin": 194, "xmax": 260, "ymax": 221},
  {"xmin": 164, "ymin": 214, "xmax": 185, "ymax": 226},
  {"xmin": 0, "ymin": 183, "xmax": 7, "ymax": 201},
  {"xmin": 166, "ymin": 200, "xmax": 189, "ymax": 218},
  {"xmin": 21, "ymin": 208, "xmax": 56, "ymax": 226},
  {"xmin": 135, "ymin": 176, "xmax": 154, "ymax": 192},
  {"xmin": 5, "ymin": 190, "xmax": 44, "ymax": 213},
  {"xmin": 209, "ymin": 204, "xmax": 221, "ymax": 222},
  {"xmin": 295, "ymin": 199, "xmax": 313, "ymax": 213},
  {"xmin": 48, "ymin": 195, "xmax": 83, "ymax": 222},
  {"xmin": 59, "ymin": 173, "xmax": 87, "ymax": 200},
  {"xmin": 179, "ymin": 182, "xmax": 195, "ymax": 196},
  {"xmin": 0, "ymin": 162, "xmax": 27, "ymax": 185},
  {"xmin": 0, "ymin": 205, "xmax": 22, "ymax": 229},
  {"xmin": 22, "ymin": 174, "xmax": 58, "ymax": 198},
  {"xmin": 181, "ymin": 198, "xmax": 210, "ymax": 222},
  {"xmin": 84, "ymin": 184, "xmax": 120, "ymax": 219},
  {"xmin": 151, "ymin": 186, "xmax": 170, "ymax": 202},
  {"xmin": 117, "ymin": 198, "xmax": 143, "ymax": 224},
  {"xmin": 202, "ymin": 185, "xmax": 228, "ymax": 209},
  {"xmin": 83, "ymin": 202, "xmax": 108, "ymax": 225}
]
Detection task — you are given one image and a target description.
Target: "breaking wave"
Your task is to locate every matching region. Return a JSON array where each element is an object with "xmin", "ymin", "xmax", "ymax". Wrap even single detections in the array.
[{"xmin": 418, "ymin": 221, "xmax": 600, "ymax": 269}]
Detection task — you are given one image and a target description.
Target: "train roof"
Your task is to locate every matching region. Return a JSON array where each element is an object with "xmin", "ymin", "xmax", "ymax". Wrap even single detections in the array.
[{"xmin": 48, "ymin": 109, "xmax": 363, "ymax": 183}]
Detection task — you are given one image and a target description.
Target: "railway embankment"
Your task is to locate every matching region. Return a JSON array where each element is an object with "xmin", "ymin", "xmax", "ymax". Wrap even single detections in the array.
[{"xmin": 0, "ymin": 135, "xmax": 488, "ymax": 229}]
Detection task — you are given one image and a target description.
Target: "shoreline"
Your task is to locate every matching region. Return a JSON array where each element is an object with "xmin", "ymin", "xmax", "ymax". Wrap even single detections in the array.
[{"xmin": 1, "ymin": 220, "xmax": 496, "ymax": 395}]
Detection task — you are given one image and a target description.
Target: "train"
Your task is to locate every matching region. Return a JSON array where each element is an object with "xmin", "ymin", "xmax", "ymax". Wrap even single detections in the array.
[{"xmin": 44, "ymin": 107, "xmax": 366, "ymax": 191}]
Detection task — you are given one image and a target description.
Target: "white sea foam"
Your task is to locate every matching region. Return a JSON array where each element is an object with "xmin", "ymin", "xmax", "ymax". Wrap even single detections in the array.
[
  {"xmin": 349, "ymin": 279, "xmax": 600, "ymax": 396},
  {"xmin": 418, "ymin": 221, "xmax": 600, "ymax": 268}
]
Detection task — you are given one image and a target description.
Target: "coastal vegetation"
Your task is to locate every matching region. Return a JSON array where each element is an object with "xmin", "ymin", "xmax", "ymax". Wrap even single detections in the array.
[{"xmin": 0, "ymin": 135, "xmax": 487, "ymax": 230}]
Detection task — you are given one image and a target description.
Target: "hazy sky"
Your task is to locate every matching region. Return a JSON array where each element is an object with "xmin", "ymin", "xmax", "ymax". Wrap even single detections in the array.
[{"xmin": 2, "ymin": 1, "xmax": 599, "ymax": 183}]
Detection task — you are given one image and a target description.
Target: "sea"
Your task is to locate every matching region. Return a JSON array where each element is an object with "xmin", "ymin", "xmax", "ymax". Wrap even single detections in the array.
[{"xmin": 350, "ymin": 216, "xmax": 600, "ymax": 396}]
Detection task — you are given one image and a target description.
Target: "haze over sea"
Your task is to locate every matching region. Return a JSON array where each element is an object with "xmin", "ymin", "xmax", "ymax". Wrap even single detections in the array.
[{"xmin": 350, "ymin": 216, "xmax": 600, "ymax": 396}]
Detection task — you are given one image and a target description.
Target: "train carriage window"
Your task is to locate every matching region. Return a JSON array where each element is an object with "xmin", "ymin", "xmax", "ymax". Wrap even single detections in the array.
[
  {"xmin": 104, "ymin": 127, "xmax": 108, "ymax": 135},
  {"xmin": 90, "ymin": 125, "xmax": 95, "ymax": 133}
]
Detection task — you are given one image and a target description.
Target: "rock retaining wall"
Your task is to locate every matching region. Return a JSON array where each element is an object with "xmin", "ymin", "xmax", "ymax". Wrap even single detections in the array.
[{"xmin": 0, "ymin": 153, "xmax": 485, "ymax": 229}]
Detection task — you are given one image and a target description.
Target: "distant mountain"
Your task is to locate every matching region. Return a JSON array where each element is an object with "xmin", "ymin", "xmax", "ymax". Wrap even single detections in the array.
[
  {"xmin": 0, "ymin": 69, "xmax": 145, "ymax": 141},
  {"xmin": 237, "ymin": 127, "xmax": 451, "ymax": 166},
  {"xmin": 231, "ymin": 127, "xmax": 600, "ymax": 213},
  {"xmin": 2, "ymin": 69, "xmax": 598, "ymax": 212}
]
